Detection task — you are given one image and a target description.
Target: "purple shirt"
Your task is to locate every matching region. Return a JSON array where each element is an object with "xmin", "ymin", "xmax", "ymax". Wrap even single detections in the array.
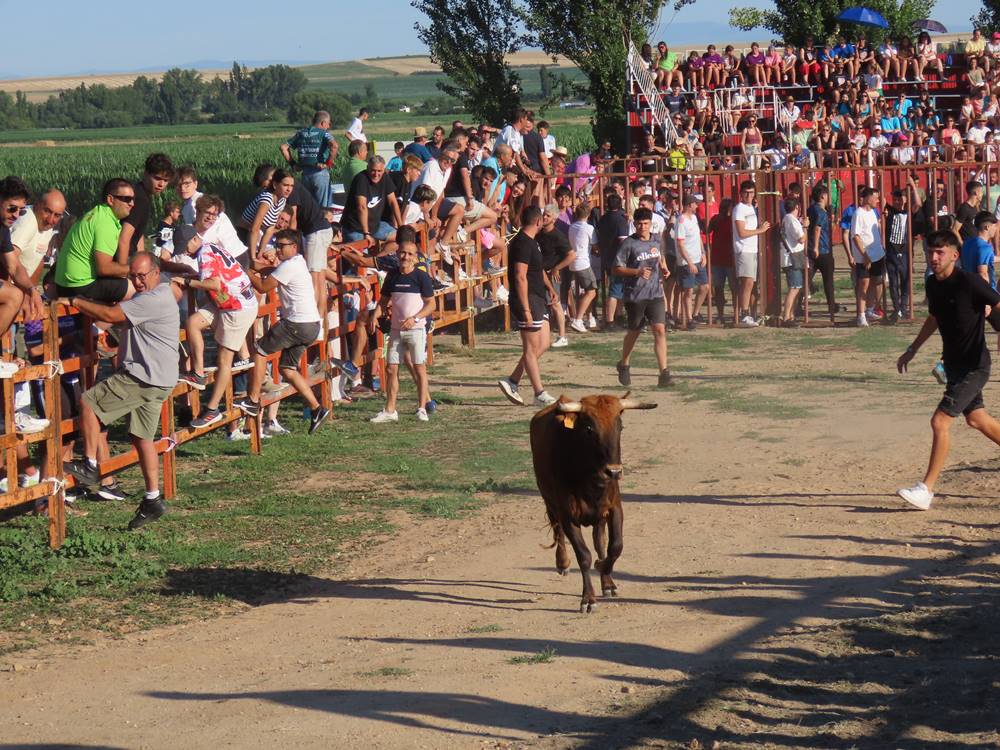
[{"xmin": 745, "ymin": 52, "xmax": 765, "ymax": 65}]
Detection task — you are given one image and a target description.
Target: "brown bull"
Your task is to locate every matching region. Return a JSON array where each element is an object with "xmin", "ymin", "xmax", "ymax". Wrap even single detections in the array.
[{"xmin": 529, "ymin": 393, "xmax": 657, "ymax": 613}]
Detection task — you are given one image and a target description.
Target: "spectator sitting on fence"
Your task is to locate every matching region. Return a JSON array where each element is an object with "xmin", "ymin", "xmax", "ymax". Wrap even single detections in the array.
[
  {"xmin": 238, "ymin": 165, "xmax": 296, "ymax": 265},
  {"xmin": 62, "ymin": 252, "xmax": 182, "ymax": 530},
  {"xmin": 370, "ymin": 236, "xmax": 435, "ymax": 424},
  {"xmin": 53, "ymin": 178, "xmax": 136, "ymax": 305},
  {"xmin": 174, "ymin": 165, "xmax": 249, "ymax": 267},
  {"xmin": 116, "ymin": 152, "xmax": 174, "ymax": 262},
  {"xmin": 0, "ymin": 178, "xmax": 44, "ymax": 380},
  {"xmin": 444, "ymin": 127, "xmax": 500, "ymax": 238},
  {"xmin": 411, "ymin": 141, "xmax": 465, "ymax": 261},
  {"xmin": 286, "ymin": 174, "xmax": 335, "ymax": 316},
  {"xmin": 9, "ymin": 186, "xmax": 64, "ymax": 297},
  {"xmin": 281, "ymin": 109, "xmax": 338, "ymax": 210},
  {"xmin": 342, "ymin": 155, "xmax": 402, "ymax": 245},
  {"xmin": 237, "ymin": 229, "xmax": 330, "ymax": 434},
  {"xmin": 175, "ymin": 196, "xmax": 259, "ymax": 430},
  {"xmin": 386, "ymin": 141, "xmax": 406, "ymax": 172}
]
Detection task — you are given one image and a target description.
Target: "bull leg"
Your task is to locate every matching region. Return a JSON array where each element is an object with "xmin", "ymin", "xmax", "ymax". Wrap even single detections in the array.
[
  {"xmin": 598, "ymin": 504, "xmax": 624, "ymax": 598},
  {"xmin": 553, "ymin": 522, "xmax": 572, "ymax": 575},
  {"xmin": 562, "ymin": 518, "xmax": 597, "ymax": 613},
  {"xmin": 593, "ymin": 518, "xmax": 608, "ymax": 566}
]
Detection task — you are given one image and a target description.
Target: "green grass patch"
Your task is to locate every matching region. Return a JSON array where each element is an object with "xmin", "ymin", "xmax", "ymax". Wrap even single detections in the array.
[
  {"xmin": 671, "ymin": 380, "xmax": 813, "ymax": 421},
  {"xmin": 466, "ymin": 623, "xmax": 504, "ymax": 634},
  {"xmin": 358, "ymin": 666, "xmax": 414, "ymax": 678},
  {"xmin": 508, "ymin": 647, "xmax": 557, "ymax": 664}
]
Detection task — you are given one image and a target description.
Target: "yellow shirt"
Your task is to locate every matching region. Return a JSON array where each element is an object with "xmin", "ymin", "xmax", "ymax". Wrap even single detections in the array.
[{"xmin": 967, "ymin": 38, "xmax": 986, "ymax": 54}]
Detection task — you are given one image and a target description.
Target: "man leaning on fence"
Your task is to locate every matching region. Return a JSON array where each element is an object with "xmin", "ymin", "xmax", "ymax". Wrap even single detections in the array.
[{"xmin": 62, "ymin": 252, "xmax": 182, "ymax": 530}]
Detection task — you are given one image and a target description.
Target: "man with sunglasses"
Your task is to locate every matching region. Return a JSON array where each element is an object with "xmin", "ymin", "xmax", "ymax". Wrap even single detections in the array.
[
  {"xmin": 0, "ymin": 178, "xmax": 45, "ymax": 339},
  {"xmin": 410, "ymin": 142, "xmax": 465, "ymax": 255},
  {"xmin": 54, "ymin": 178, "xmax": 136, "ymax": 304},
  {"xmin": 62, "ymin": 252, "xmax": 182, "ymax": 530}
]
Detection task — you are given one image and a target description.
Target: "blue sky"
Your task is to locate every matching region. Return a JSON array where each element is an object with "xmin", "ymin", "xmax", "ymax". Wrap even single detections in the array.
[{"xmin": 0, "ymin": 0, "xmax": 980, "ymax": 78}]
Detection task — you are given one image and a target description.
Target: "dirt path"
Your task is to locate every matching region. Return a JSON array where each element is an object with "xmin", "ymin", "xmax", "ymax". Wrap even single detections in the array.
[{"xmin": 3, "ymin": 329, "xmax": 999, "ymax": 749}]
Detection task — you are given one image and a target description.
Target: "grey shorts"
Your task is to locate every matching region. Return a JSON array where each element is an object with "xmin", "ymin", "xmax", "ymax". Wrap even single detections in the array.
[
  {"xmin": 82, "ymin": 370, "xmax": 172, "ymax": 442},
  {"xmin": 736, "ymin": 252, "xmax": 758, "ymax": 279},
  {"xmin": 387, "ymin": 327, "xmax": 428, "ymax": 366},
  {"xmin": 625, "ymin": 297, "xmax": 666, "ymax": 330},
  {"xmin": 304, "ymin": 227, "xmax": 333, "ymax": 273},
  {"xmin": 256, "ymin": 319, "xmax": 321, "ymax": 370},
  {"xmin": 572, "ymin": 267, "xmax": 598, "ymax": 291},
  {"xmin": 939, "ymin": 366, "xmax": 989, "ymax": 417}
]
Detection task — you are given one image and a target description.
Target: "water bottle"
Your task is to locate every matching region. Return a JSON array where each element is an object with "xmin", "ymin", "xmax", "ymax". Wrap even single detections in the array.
[{"xmin": 371, "ymin": 375, "xmax": 381, "ymax": 393}]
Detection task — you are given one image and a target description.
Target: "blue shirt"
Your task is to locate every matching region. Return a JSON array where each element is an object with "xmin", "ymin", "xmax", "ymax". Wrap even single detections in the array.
[
  {"xmin": 403, "ymin": 142, "xmax": 433, "ymax": 163},
  {"xmin": 807, "ymin": 203, "xmax": 832, "ymax": 255},
  {"xmin": 480, "ymin": 156, "xmax": 507, "ymax": 202},
  {"xmin": 833, "ymin": 43, "xmax": 856, "ymax": 59},
  {"xmin": 286, "ymin": 127, "xmax": 334, "ymax": 169},
  {"xmin": 961, "ymin": 236, "xmax": 996, "ymax": 289},
  {"xmin": 386, "ymin": 156, "xmax": 403, "ymax": 172}
]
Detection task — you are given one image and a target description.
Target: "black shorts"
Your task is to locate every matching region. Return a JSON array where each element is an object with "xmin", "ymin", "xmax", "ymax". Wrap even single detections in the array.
[
  {"xmin": 256, "ymin": 319, "xmax": 321, "ymax": 370},
  {"xmin": 436, "ymin": 198, "xmax": 458, "ymax": 221},
  {"xmin": 855, "ymin": 257, "xmax": 886, "ymax": 280},
  {"xmin": 665, "ymin": 254, "xmax": 677, "ymax": 273},
  {"xmin": 511, "ymin": 294, "xmax": 549, "ymax": 331},
  {"xmin": 938, "ymin": 366, "xmax": 990, "ymax": 417},
  {"xmin": 988, "ymin": 307, "xmax": 1000, "ymax": 332},
  {"xmin": 58, "ymin": 278, "xmax": 129, "ymax": 305},
  {"xmin": 625, "ymin": 297, "xmax": 666, "ymax": 331}
]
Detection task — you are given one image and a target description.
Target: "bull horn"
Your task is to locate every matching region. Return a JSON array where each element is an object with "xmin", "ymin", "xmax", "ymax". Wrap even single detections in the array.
[
  {"xmin": 620, "ymin": 398, "xmax": 658, "ymax": 410},
  {"xmin": 557, "ymin": 400, "xmax": 583, "ymax": 413}
]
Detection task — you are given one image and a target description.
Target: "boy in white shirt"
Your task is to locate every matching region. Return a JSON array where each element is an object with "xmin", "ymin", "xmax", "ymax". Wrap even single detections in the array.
[
  {"xmin": 674, "ymin": 194, "xmax": 709, "ymax": 329},
  {"xmin": 849, "ymin": 186, "xmax": 886, "ymax": 326},
  {"xmin": 567, "ymin": 202, "xmax": 598, "ymax": 333}
]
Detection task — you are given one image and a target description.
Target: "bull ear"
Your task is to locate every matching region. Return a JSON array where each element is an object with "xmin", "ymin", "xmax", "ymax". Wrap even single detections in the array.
[
  {"xmin": 620, "ymin": 398, "xmax": 657, "ymax": 411},
  {"xmin": 555, "ymin": 413, "xmax": 577, "ymax": 429}
]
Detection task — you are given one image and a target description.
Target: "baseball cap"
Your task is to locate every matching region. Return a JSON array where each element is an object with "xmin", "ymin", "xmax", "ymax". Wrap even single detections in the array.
[
  {"xmin": 172, "ymin": 225, "xmax": 198, "ymax": 255},
  {"xmin": 993, "ymin": 31, "xmax": 1000, "ymax": 39},
  {"xmin": 683, "ymin": 193, "xmax": 703, "ymax": 206}
]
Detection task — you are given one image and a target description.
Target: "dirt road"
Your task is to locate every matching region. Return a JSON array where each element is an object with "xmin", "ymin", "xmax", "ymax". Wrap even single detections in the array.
[{"xmin": 3, "ymin": 329, "xmax": 999, "ymax": 749}]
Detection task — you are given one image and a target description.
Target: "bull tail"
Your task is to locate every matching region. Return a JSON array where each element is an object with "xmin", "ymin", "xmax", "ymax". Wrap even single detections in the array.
[{"xmin": 541, "ymin": 508, "xmax": 563, "ymax": 549}]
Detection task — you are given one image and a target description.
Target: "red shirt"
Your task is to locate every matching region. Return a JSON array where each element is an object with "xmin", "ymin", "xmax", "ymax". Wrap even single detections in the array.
[{"xmin": 709, "ymin": 213, "xmax": 734, "ymax": 267}]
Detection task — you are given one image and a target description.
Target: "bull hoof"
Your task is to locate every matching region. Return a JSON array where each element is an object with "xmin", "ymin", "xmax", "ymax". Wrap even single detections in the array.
[
  {"xmin": 557, "ymin": 568, "xmax": 569, "ymax": 576},
  {"xmin": 580, "ymin": 600, "xmax": 597, "ymax": 614},
  {"xmin": 602, "ymin": 587, "xmax": 618, "ymax": 598}
]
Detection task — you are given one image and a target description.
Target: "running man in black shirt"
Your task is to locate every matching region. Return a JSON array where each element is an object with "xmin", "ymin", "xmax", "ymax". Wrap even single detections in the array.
[
  {"xmin": 896, "ymin": 230, "xmax": 1000, "ymax": 509},
  {"xmin": 497, "ymin": 206, "xmax": 557, "ymax": 407}
]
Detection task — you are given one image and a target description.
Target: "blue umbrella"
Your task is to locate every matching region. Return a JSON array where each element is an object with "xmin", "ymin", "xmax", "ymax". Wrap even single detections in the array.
[{"xmin": 836, "ymin": 6, "xmax": 890, "ymax": 29}]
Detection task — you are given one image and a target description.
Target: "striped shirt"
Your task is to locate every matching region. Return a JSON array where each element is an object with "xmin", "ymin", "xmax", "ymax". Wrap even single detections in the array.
[{"xmin": 241, "ymin": 190, "xmax": 286, "ymax": 228}]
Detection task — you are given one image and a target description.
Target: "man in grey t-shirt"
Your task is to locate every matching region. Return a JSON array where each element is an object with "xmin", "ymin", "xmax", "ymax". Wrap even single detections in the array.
[
  {"xmin": 62, "ymin": 252, "xmax": 183, "ymax": 531},
  {"xmin": 613, "ymin": 207, "xmax": 672, "ymax": 389}
]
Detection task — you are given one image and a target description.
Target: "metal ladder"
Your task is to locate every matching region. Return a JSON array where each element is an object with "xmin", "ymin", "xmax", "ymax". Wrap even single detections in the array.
[{"xmin": 626, "ymin": 41, "xmax": 678, "ymax": 145}]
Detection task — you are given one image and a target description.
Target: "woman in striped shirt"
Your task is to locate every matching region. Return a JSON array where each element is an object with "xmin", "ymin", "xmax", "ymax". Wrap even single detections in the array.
[{"xmin": 237, "ymin": 166, "xmax": 295, "ymax": 262}]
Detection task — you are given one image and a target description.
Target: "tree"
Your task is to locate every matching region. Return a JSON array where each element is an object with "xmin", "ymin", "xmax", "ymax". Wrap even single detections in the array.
[
  {"xmin": 156, "ymin": 68, "xmax": 203, "ymax": 124},
  {"xmin": 521, "ymin": 0, "xmax": 667, "ymax": 149},
  {"xmin": 413, "ymin": 0, "xmax": 532, "ymax": 124},
  {"xmin": 729, "ymin": 0, "xmax": 936, "ymax": 46},
  {"xmin": 973, "ymin": 0, "xmax": 1000, "ymax": 30},
  {"xmin": 287, "ymin": 91, "xmax": 352, "ymax": 127}
]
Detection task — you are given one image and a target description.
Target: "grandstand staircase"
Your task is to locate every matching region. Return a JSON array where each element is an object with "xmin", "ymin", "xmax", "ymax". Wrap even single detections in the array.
[{"xmin": 626, "ymin": 40, "xmax": 678, "ymax": 145}]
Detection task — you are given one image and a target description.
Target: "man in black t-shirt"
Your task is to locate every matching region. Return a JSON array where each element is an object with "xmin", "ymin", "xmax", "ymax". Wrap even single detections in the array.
[
  {"xmin": 497, "ymin": 206, "xmax": 556, "ymax": 408},
  {"xmin": 538, "ymin": 205, "xmax": 574, "ymax": 348},
  {"xmin": 953, "ymin": 180, "xmax": 984, "ymax": 245},
  {"xmin": 341, "ymin": 156, "xmax": 402, "ymax": 244},
  {"xmin": 896, "ymin": 229, "xmax": 1000, "ymax": 510},
  {"xmin": 596, "ymin": 193, "xmax": 630, "ymax": 327},
  {"xmin": 117, "ymin": 153, "xmax": 174, "ymax": 262}
]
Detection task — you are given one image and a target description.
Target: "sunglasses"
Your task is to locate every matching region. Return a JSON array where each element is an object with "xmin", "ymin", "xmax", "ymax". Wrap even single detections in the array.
[
  {"xmin": 113, "ymin": 194, "xmax": 135, "ymax": 204},
  {"xmin": 3, "ymin": 205, "xmax": 20, "ymax": 214}
]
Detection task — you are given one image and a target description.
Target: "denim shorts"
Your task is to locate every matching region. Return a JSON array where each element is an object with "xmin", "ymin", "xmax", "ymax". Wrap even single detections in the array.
[
  {"xmin": 785, "ymin": 267, "xmax": 804, "ymax": 289},
  {"xmin": 344, "ymin": 220, "xmax": 395, "ymax": 243}
]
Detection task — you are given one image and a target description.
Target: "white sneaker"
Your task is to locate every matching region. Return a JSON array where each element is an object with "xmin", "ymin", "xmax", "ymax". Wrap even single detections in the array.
[
  {"xmin": 570, "ymin": 318, "xmax": 587, "ymax": 333},
  {"xmin": 370, "ymin": 410, "xmax": 399, "ymax": 423},
  {"xmin": 857, "ymin": 314, "xmax": 870, "ymax": 327},
  {"xmin": 415, "ymin": 407, "xmax": 429, "ymax": 422},
  {"xmin": 14, "ymin": 411, "xmax": 49, "ymax": 434},
  {"xmin": 438, "ymin": 243, "xmax": 453, "ymax": 265},
  {"xmin": 739, "ymin": 315, "xmax": 758, "ymax": 328},
  {"xmin": 0, "ymin": 361, "xmax": 19, "ymax": 378},
  {"xmin": 497, "ymin": 377, "xmax": 524, "ymax": 406},
  {"xmin": 227, "ymin": 429, "xmax": 251, "ymax": 442},
  {"xmin": 866, "ymin": 308, "xmax": 883, "ymax": 320},
  {"xmin": 588, "ymin": 314, "xmax": 598, "ymax": 330},
  {"xmin": 264, "ymin": 420, "xmax": 291, "ymax": 436},
  {"xmin": 19, "ymin": 472, "xmax": 39, "ymax": 488},
  {"xmin": 898, "ymin": 482, "xmax": 933, "ymax": 510},
  {"xmin": 551, "ymin": 336, "xmax": 569, "ymax": 348},
  {"xmin": 534, "ymin": 391, "xmax": 558, "ymax": 406},
  {"xmin": 457, "ymin": 268, "xmax": 469, "ymax": 281},
  {"xmin": 495, "ymin": 285, "xmax": 510, "ymax": 304}
]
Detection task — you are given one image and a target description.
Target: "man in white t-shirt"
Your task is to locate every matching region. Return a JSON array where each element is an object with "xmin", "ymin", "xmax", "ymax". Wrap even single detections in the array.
[
  {"xmin": 630, "ymin": 195, "xmax": 666, "ymax": 238},
  {"xmin": 412, "ymin": 142, "xmax": 465, "ymax": 252},
  {"xmin": 345, "ymin": 108, "xmax": 369, "ymax": 143},
  {"xmin": 238, "ymin": 228, "xmax": 330, "ymax": 435},
  {"xmin": 496, "ymin": 108, "xmax": 536, "ymax": 176},
  {"xmin": 567, "ymin": 202, "xmax": 598, "ymax": 332},
  {"xmin": 732, "ymin": 180, "xmax": 771, "ymax": 327},
  {"xmin": 675, "ymin": 194, "xmax": 709, "ymax": 330},
  {"xmin": 174, "ymin": 165, "xmax": 247, "ymax": 263},
  {"xmin": 849, "ymin": 186, "xmax": 886, "ymax": 326},
  {"xmin": 10, "ymin": 189, "xmax": 65, "ymax": 282}
]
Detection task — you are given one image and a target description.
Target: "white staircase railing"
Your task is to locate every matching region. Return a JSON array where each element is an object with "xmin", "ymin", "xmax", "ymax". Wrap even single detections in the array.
[{"xmin": 626, "ymin": 41, "xmax": 678, "ymax": 145}]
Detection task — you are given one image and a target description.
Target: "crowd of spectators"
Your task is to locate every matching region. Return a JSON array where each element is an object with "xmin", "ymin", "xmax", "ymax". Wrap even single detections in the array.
[{"xmin": 632, "ymin": 30, "xmax": 1000, "ymax": 171}]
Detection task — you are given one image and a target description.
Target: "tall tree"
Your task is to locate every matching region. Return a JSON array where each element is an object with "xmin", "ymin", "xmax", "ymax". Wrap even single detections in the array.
[
  {"xmin": 973, "ymin": 0, "xmax": 1000, "ymax": 30},
  {"xmin": 521, "ymin": 0, "xmax": 667, "ymax": 149},
  {"xmin": 413, "ymin": 0, "xmax": 532, "ymax": 124},
  {"xmin": 729, "ymin": 0, "xmax": 936, "ymax": 46}
]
